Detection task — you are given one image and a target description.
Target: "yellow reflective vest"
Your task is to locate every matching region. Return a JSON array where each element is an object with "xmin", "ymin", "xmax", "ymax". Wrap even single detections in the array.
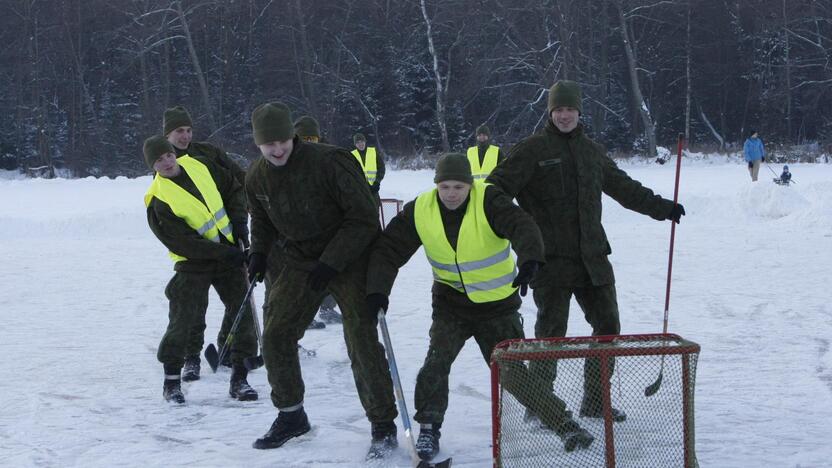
[
  {"xmin": 414, "ymin": 183, "xmax": 517, "ymax": 303},
  {"xmin": 466, "ymin": 145, "xmax": 499, "ymax": 180},
  {"xmin": 144, "ymin": 155, "xmax": 234, "ymax": 262},
  {"xmin": 351, "ymin": 147, "xmax": 378, "ymax": 185}
]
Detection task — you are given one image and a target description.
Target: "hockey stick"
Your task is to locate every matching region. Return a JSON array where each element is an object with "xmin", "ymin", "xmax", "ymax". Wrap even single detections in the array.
[
  {"xmin": 645, "ymin": 134, "xmax": 683, "ymax": 397},
  {"xmin": 205, "ymin": 279, "xmax": 257, "ymax": 372},
  {"xmin": 243, "ymin": 280, "xmax": 265, "ymax": 370},
  {"xmin": 378, "ymin": 311, "xmax": 452, "ymax": 468}
]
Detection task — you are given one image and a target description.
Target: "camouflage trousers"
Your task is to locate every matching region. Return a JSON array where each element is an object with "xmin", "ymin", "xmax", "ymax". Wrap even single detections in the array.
[
  {"xmin": 413, "ymin": 308, "xmax": 571, "ymax": 431},
  {"xmin": 532, "ymin": 282, "xmax": 620, "ymax": 406},
  {"xmin": 158, "ymin": 268, "xmax": 257, "ymax": 370},
  {"xmin": 262, "ymin": 257, "xmax": 397, "ymax": 424}
]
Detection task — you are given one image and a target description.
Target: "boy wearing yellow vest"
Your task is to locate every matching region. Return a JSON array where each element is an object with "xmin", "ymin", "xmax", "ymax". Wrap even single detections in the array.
[
  {"xmin": 351, "ymin": 133, "xmax": 386, "ymax": 202},
  {"xmin": 162, "ymin": 106, "xmax": 248, "ymax": 376},
  {"xmin": 366, "ymin": 153, "xmax": 594, "ymax": 461},
  {"xmin": 143, "ymin": 136, "xmax": 258, "ymax": 405},
  {"xmin": 466, "ymin": 125, "xmax": 505, "ymax": 181}
]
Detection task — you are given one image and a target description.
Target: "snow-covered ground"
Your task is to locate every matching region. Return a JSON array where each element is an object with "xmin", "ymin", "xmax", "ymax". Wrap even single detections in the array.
[{"xmin": 1, "ymin": 160, "xmax": 831, "ymax": 467}]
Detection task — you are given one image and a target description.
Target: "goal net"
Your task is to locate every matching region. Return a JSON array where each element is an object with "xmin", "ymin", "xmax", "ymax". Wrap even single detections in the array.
[{"xmin": 491, "ymin": 333, "xmax": 699, "ymax": 468}]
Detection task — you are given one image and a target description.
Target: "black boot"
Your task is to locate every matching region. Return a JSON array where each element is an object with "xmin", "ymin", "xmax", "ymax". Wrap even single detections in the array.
[
  {"xmin": 366, "ymin": 421, "xmax": 398, "ymax": 460},
  {"xmin": 318, "ymin": 306, "xmax": 342, "ymax": 324},
  {"xmin": 579, "ymin": 397, "xmax": 627, "ymax": 422},
  {"xmin": 252, "ymin": 408, "xmax": 311, "ymax": 449},
  {"xmin": 163, "ymin": 377, "xmax": 185, "ymax": 404},
  {"xmin": 415, "ymin": 424, "xmax": 441, "ymax": 461},
  {"xmin": 306, "ymin": 319, "xmax": 326, "ymax": 330},
  {"xmin": 182, "ymin": 355, "xmax": 201, "ymax": 382},
  {"xmin": 229, "ymin": 366, "xmax": 258, "ymax": 401},
  {"xmin": 556, "ymin": 418, "xmax": 593, "ymax": 452}
]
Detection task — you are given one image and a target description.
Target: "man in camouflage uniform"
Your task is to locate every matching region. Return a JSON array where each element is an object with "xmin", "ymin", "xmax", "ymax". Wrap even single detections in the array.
[
  {"xmin": 486, "ymin": 80, "xmax": 686, "ymax": 421},
  {"xmin": 262, "ymin": 116, "xmax": 328, "ymax": 331},
  {"xmin": 367, "ymin": 153, "xmax": 594, "ymax": 460},
  {"xmin": 143, "ymin": 135, "xmax": 258, "ymax": 404},
  {"xmin": 163, "ymin": 105, "xmax": 248, "ymax": 378},
  {"xmin": 244, "ymin": 102, "xmax": 397, "ymax": 457},
  {"xmin": 466, "ymin": 124, "xmax": 506, "ymax": 181}
]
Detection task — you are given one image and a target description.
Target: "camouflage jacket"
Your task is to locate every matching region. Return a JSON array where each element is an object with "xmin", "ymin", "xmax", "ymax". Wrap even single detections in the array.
[
  {"xmin": 486, "ymin": 121, "xmax": 673, "ymax": 286},
  {"xmin": 246, "ymin": 138, "xmax": 379, "ymax": 272},
  {"xmin": 146, "ymin": 155, "xmax": 247, "ymax": 273},
  {"xmin": 367, "ymin": 185, "xmax": 544, "ymax": 320}
]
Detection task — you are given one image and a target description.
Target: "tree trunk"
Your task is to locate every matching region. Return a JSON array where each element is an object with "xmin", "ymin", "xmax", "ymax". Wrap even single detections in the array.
[
  {"xmin": 616, "ymin": 0, "xmax": 657, "ymax": 157},
  {"xmin": 420, "ymin": 0, "xmax": 450, "ymax": 153},
  {"xmin": 176, "ymin": 1, "xmax": 216, "ymax": 131},
  {"xmin": 684, "ymin": 0, "xmax": 692, "ymax": 148}
]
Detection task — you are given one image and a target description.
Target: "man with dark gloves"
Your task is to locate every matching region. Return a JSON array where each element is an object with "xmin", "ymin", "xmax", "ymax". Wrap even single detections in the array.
[
  {"xmin": 245, "ymin": 102, "xmax": 398, "ymax": 459},
  {"xmin": 143, "ymin": 135, "xmax": 258, "ymax": 405},
  {"xmin": 487, "ymin": 80, "xmax": 685, "ymax": 423},
  {"xmin": 367, "ymin": 153, "xmax": 594, "ymax": 461}
]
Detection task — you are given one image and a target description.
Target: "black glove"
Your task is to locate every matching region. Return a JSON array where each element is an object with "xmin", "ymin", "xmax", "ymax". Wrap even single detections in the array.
[
  {"xmin": 761, "ymin": 157, "xmax": 765, "ymax": 163},
  {"xmin": 307, "ymin": 261, "xmax": 338, "ymax": 291},
  {"xmin": 370, "ymin": 182, "xmax": 381, "ymax": 193},
  {"xmin": 748, "ymin": 161, "xmax": 753, "ymax": 168},
  {"xmin": 511, "ymin": 261, "xmax": 542, "ymax": 297},
  {"xmin": 233, "ymin": 223, "xmax": 250, "ymax": 249},
  {"xmin": 366, "ymin": 293, "xmax": 390, "ymax": 318},
  {"xmin": 668, "ymin": 203, "xmax": 686, "ymax": 224},
  {"xmin": 247, "ymin": 252, "xmax": 268, "ymax": 283},
  {"xmin": 221, "ymin": 247, "xmax": 247, "ymax": 268}
]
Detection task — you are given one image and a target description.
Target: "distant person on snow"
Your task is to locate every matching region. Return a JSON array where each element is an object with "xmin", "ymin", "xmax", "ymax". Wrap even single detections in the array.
[
  {"xmin": 743, "ymin": 130, "xmax": 766, "ymax": 182},
  {"xmin": 163, "ymin": 105, "xmax": 248, "ymax": 378},
  {"xmin": 486, "ymin": 80, "xmax": 686, "ymax": 423},
  {"xmin": 776, "ymin": 165, "xmax": 792, "ymax": 185},
  {"xmin": 466, "ymin": 124, "xmax": 505, "ymax": 182},
  {"xmin": 142, "ymin": 135, "xmax": 258, "ymax": 404},
  {"xmin": 366, "ymin": 153, "xmax": 594, "ymax": 461},
  {"xmin": 352, "ymin": 133, "xmax": 386, "ymax": 206}
]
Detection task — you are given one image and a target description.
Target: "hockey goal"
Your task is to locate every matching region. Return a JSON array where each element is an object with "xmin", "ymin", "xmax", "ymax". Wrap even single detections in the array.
[
  {"xmin": 379, "ymin": 197, "xmax": 403, "ymax": 228},
  {"xmin": 491, "ymin": 334, "xmax": 699, "ymax": 468}
]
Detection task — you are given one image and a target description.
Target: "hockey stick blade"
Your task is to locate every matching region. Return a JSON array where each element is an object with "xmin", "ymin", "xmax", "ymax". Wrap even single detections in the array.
[
  {"xmin": 644, "ymin": 364, "xmax": 664, "ymax": 397},
  {"xmin": 243, "ymin": 355, "xmax": 264, "ymax": 371},
  {"xmin": 204, "ymin": 343, "xmax": 220, "ymax": 372}
]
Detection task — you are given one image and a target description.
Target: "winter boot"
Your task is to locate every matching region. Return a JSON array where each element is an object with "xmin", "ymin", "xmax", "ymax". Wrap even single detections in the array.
[
  {"xmin": 162, "ymin": 376, "xmax": 185, "ymax": 404},
  {"xmin": 306, "ymin": 319, "xmax": 326, "ymax": 330},
  {"xmin": 182, "ymin": 355, "xmax": 201, "ymax": 382},
  {"xmin": 252, "ymin": 408, "xmax": 311, "ymax": 449},
  {"xmin": 318, "ymin": 306, "xmax": 343, "ymax": 324},
  {"xmin": 366, "ymin": 421, "xmax": 398, "ymax": 460},
  {"xmin": 229, "ymin": 366, "xmax": 258, "ymax": 401},
  {"xmin": 579, "ymin": 397, "xmax": 626, "ymax": 422},
  {"xmin": 556, "ymin": 418, "xmax": 594, "ymax": 452},
  {"xmin": 415, "ymin": 423, "xmax": 441, "ymax": 461}
]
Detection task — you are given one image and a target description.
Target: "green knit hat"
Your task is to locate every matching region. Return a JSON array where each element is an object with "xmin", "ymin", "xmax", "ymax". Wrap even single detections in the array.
[
  {"xmin": 143, "ymin": 135, "xmax": 174, "ymax": 169},
  {"xmin": 434, "ymin": 153, "xmax": 473, "ymax": 184},
  {"xmin": 251, "ymin": 102, "xmax": 294, "ymax": 145},
  {"xmin": 547, "ymin": 80, "xmax": 582, "ymax": 113},
  {"xmin": 353, "ymin": 133, "xmax": 366, "ymax": 145},
  {"xmin": 294, "ymin": 116, "xmax": 320, "ymax": 138},
  {"xmin": 476, "ymin": 125, "xmax": 490, "ymax": 136},
  {"xmin": 163, "ymin": 106, "xmax": 193, "ymax": 136}
]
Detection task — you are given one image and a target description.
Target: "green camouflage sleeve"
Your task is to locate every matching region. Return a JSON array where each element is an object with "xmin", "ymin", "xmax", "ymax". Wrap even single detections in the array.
[
  {"xmin": 601, "ymin": 154, "xmax": 674, "ymax": 220},
  {"xmin": 485, "ymin": 140, "xmax": 535, "ymax": 198},
  {"xmin": 366, "ymin": 200, "xmax": 422, "ymax": 296},
  {"xmin": 317, "ymin": 150, "xmax": 381, "ymax": 271},
  {"xmin": 483, "ymin": 185, "xmax": 545, "ymax": 267},
  {"xmin": 245, "ymin": 164, "xmax": 278, "ymax": 256},
  {"xmin": 147, "ymin": 200, "xmax": 232, "ymax": 261}
]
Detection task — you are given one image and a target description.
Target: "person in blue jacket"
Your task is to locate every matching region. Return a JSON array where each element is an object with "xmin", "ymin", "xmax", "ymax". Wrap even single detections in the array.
[{"xmin": 743, "ymin": 130, "xmax": 765, "ymax": 181}]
